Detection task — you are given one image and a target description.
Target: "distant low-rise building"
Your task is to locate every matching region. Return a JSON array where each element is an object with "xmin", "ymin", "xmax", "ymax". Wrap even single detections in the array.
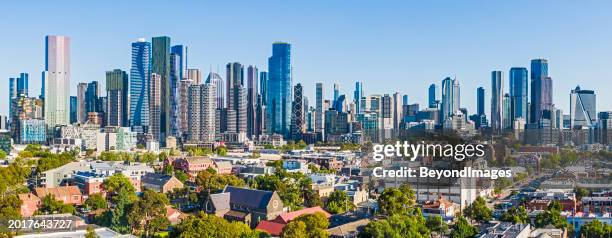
[
  {"xmin": 141, "ymin": 173, "xmax": 184, "ymax": 193},
  {"xmin": 34, "ymin": 186, "xmax": 83, "ymax": 205}
]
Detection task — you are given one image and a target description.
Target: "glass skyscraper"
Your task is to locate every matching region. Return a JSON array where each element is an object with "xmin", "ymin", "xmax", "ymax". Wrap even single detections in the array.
[
  {"xmin": 170, "ymin": 45, "xmax": 188, "ymax": 81},
  {"xmin": 491, "ymin": 71, "xmax": 503, "ymax": 133},
  {"xmin": 129, "ymin": 39, "xmax": 151, "ymax": 132},
  {"xmin": 266, "ymin": 42, "xmax": 292, "ymax": 136},
  {"xmin": 477, "ymin": 87, "xmax": 485, "ymax": 116},
  {"xmin": 530, "ymin": 59, "xmax": 553, "ymax": 123},
  {"xmin": 152, "ymin": 36, "xmax": 171, "ymax": 144},
  {"xmin": 428, "ymin": 83, "xmax": 438, "ymax": 108},
  {"xmin": 570, "ymin": 86, "xmax": 596, "ymax": 129},
  {"xmin": 354, "ymin": 82, "xmax": 363, "ymax": 114},
  {"xmin": 510, "ymin": 67, "xmax": 528, "ymax": 122}
]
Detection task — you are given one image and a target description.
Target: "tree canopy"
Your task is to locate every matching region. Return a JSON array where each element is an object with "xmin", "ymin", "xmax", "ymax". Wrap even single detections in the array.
[{"xmin": 281, "ymin": 212, "xmax": 330, "ymax": 238}]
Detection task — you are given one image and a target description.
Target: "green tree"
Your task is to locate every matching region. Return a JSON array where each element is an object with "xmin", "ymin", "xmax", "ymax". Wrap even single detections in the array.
[
  {"xmin": 174, "ymin": 170, "xmax": 189, "ymax": 183},
  {"xmin": 575, "ymin": 187, "xmax": 589, "ymax": 200},
  {"xmin": 377, "ymin": 185, "xmax": 415, "ymax": 216},
  {"xmin": 127, "ymin": 190, "xmax": 170, "ymax": 237},
  {"xmin": 581, "ymin": 219, "xmax": 612, "ymax": 238},
  {"xmin": 533, "ymin": 201, "xmax": 569, "ymax": 229},
  {"xmin": 0, "ymin": 150, "xmax": 7, "ymax": 159},
  {"xmin": 499, "ymin": 206, "xmax": 528, "ymax": 224},
  {"xmin": 360, "ymin": 213, "xmax": 429, "ymax": 238},
  {"xmin": 282, "ymin": 212, "xmax": 329, "ymax": 238},
  {"xmin": 103, "ymin": 173, "xmax": 136, "ymax": 195},
  {"xmin": 303, "ymin": 188, "xmax": 322, "ymax": 208},
  {"xmin": 449, "ymin": 216, "xmax": 478, "ymax": 238},
  {"xmin": 214, "ymin": 146, "xmax": 228, "ymax": 156},
  {"xmin": 463, "ymin": 196, "xmax": 492, "ymax": 223},
  {"xmin": 37, "ymin": 194, "xmax": 76, "ymax": 215},
  {"xmin": 325, "ymin": 190, "xmax": 352, "ymax": 214},
  {"xmin": 171, "ymin": 212, "xmax": 268, "ymax": 238},
  {"xmin": 85, "ymin": 193, "xmax": 108, "ymax": 210},
  {"xmin": 426, "ymin": 215, "xmax": 448, "ymax": 235},
  {"xmin": 195, "ymin": 170, "xmax": 246, "ymax": 193},
  {"xmin": 85, "ymin": 226, "xmax": 100, "ymax": 238},
  {"xmin": 0, "ymin": 194, "xmax": 22, "ymax": 220}
]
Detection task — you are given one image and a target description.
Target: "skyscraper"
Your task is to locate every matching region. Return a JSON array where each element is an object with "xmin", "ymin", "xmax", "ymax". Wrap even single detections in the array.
[
  {"xmin": 247, "ymin": 65, "xmax": 259, "ymax": 137},
  {"xmin": 149, "ymin": 73, "xmax": 162, "ymax": 142},
  {"xmin": 477, "ymin": 87, "xmax": 485, "ymax": 116},
  {"xmin": 206, "ymin": 72, "xmax": 225, "ymax": 109},
  {"xmin": 428, "ymin": 83, "xmax": 438, "ymax": 108},
  {"xmin": 152, "ymin": 36, "xmax": 171, "ymax": 144},
  {"xmin": 85, "ymin": 81, "xmax": 100, "ymax": 116},
  {"xmin": 354, "ymin": 82, "xmax": 363, "ymax": 114},
  {"xmin": 129, "ymin": 39, "xmax": 151, "ymax": 132},
  {"xmin": 70, "ymin": 96, "xmax": 77, "ymax": 124},
  {"xmin": 77, "ymin": 83, "xmax": 88, "ymax": 123},
  {"xmin": 266, "ymin": 42, "xmax": 292, "ymax": 137},
  {"xmin": 260, "ymin": 71, "xmax": 268, "ymax": 105},
  {"xmin": 188, "ymin": 83, "xmax": 216, "ymax": 142},
  {"xmin": 510, "ymin": 67, "xmax": 528, "ymax": 122},
  {"xmin": 43, "ymin": 35, "xmax": 71, "ymax": 127},
  {"xmin": 570, "ymin": 86, "xmax": 596, "ymax": 129},
  {"xmin": 187, "ymin": 68, "xmax": 202, "ymax": 85},
  {"xmin": 9, "ymin": 73, "xmax": 29, "ymax": 119},
  {"xmin": 106, "ymin": 69, "xmax": 129, "ymax": 126},
  {"xmin": 226, "ymin": 62, "xmax": 247, "ymax": 134},
  {"xmin": 316, "ymin": 83, "xmax": 324, "ymax": 139},
  {"xmin": 530, "ymin": 59, "xmax": 553, "ymax": 123},
  {"xmin": 170, "ymin": 45, "xmax": 188, "ymax": 80},
  {"xmin": 491, "ymin": 71, "xmax": 503, "ymax": 133},
  {"xmin": 291, "ymin": 83, "xmax": 305, "ymax": 140},
  {"xmin": 503, "ymin": 93, "xmax": 512, "ymax": 130},
  {"xmin": 333, "ymin": 83, "xmax": 339, "ymax": 107},
  {"xmin": 440, "ymin": 77, "xmax": 459, "ymax": 122},
  {"xmin": 169, "ymin": 53, "xmax": 182, "ymax": 137}
]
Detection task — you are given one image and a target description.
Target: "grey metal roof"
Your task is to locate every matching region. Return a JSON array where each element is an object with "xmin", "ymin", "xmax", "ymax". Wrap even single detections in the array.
[{"xmin": 224, "ymin": 186, "xmax": 273, "ymax": 209}]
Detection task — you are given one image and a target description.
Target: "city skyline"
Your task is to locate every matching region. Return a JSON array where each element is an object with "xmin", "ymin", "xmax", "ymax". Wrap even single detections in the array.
[{"xmin": 2, "ymin": 1, "xmax": 612, "ymax": 116}]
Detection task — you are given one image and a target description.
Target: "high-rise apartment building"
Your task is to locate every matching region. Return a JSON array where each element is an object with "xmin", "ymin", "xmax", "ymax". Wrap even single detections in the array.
[
  {"xmin": 226, "ymin": 62, "xmax": 247, "ymax": 134},
  {"xmin": 530, "ymin": 59, "xmax": 553, "ymax": 124},
  {"xmin": 130, "ymin": 39, "xmax": 151, "ymax": 132},
  {"xmin": 291, "ymin": 83, "xmax": 305, "ymax": 140},
  {"xmin": 247, "ymin": 65, "xmax": 259, "ymax": 137},
  {"xmin": 106, "ymin": 69, "xmax": 129, "ymax": 126},
  {"xmin": 316, "ymin": 83, "xmax": 325, "ymax": 139},
  {"xmin": 149, "ymin": 73, "xmax": 162, "ymax": 142},
  {"xmin": 43, "ymin": 35, "xmax": 71, "ymax": 127},
  {"xmin": 188, "ymin": 83, "xmax": 216, "ymax": 142},
  {"xmin": 441, "ymin": 77, "xmax": 459, "ymax": 122}
]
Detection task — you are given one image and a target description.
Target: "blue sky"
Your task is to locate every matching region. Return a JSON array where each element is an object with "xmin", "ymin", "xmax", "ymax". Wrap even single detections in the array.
[{"xmin": 1, "ymin": 0, "xmax": 612, "ymax": 116}]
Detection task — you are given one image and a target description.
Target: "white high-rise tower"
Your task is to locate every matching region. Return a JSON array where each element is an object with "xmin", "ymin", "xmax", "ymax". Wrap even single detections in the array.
[{"xmin": 43, "ymin": 35, "xmax": 71, "ymax": 127}]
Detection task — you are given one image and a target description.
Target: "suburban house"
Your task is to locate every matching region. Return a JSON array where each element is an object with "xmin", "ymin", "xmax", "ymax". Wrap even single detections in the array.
[
  {"xmin": 34, "ymin": 186, "xmax": 83, "ymax": 205},
  {"xmin": 141, "ymin": 173, "xmax": 184, "ymax": 193},
  {"xmin": 421, "ymin": 196, "xmax": 458, "ymax": 220},
  {"xmin": 204, "ymin": 186, "xmax": 285, "ymax": 228},
  {"xmin": 214, "ymin": 161, "xmax": 233, "ymax": 174},
  {"xmin": 256, "ymin": 206, "xmax": 331, "ymax": 236},
  {"xmin": 18, "ymin": 193, "xmax": 41, "ymax": 217}
]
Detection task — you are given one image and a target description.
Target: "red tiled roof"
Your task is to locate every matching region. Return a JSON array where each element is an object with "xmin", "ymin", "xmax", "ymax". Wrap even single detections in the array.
[
  {"xmin": 255, "ymin": 220, "xmax": 285, "ymax": 236},
  {"xmin": 34, "ymin": 186, "xmax": 82, "ymax": 198},
  {"xmin": 274, "ymin": 206, "xmax": 331, "ymax": 224}
]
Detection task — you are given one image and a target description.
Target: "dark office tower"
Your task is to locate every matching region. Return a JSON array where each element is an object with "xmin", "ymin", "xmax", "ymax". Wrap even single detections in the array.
[
  {"xmin": 477, "ymin": 87, "xmax": 485, "ymax": 116},
  {"xmin": 152, "ymin": 36, "xmax": 171, "ymax": 144},
  {"xmin": 206, "ymin": 72, "xmax": 225, "ymax": 109},
  {"xmin": 530, "ymin": 59, "xmax": 553, "ymax": 123},
  {"xmin": 226, "ymin": 62, "xmax": 247, "ymax": 133},
  {"xmin": 169, "ymin": 53, "xmax": 181, "ymax": 137},
  {"xmin": 267, "ymin": 42, "xmax": 292, "ymax": 137},
  {"xmin": 428, "ymin": 83, "xmax": 438, "ymax": 108},
  {"xmin": 291, "ymin": 83, "xmax": 305, "ymax": 140},
  {"xmin": 255, "ymin": 95, "xmax": 265, "ymax": 136},
  {"xmin": 70, "ymin": 96, "xmax": 77, "ymax": 124},
  {"xmin": 354, "ymin": 82, "xmax": 363, "ymax": 114},
  {"xmin": 130, "ymin": 39, "xmax": 150, "ymax": 132},
  {"xmin": 402, "ymin": 95, "xmax": 408, "ymax": 106},
  {"xmin": 247, "ymin": 65, "xmax": 258, "ymax": 137},
  {"xmin": 333, "ymin": 83, "xmax": 339, "ymax": 107},
  {"xmin": 170, "ymin": 45, "xmax": 188, "ymax": 80},
  {"xmin": 510, "ymin": 67, "xmax": 528, "ymax": 122},
  {"xmin": 85, "ymin": 81, "xmax": 100, "ymax": 114},
  {"xmin": 259, "ymin": 71, "xmax": 268, "ymax": 105},
  {"xmin": 179, "ymin": 79, "xmax": 192, "ymax": 138},
  {"xmin": 491, "ymin": 71, "xmax": 503, "ymax": 134},
  {"xmin": 106, "ymin": 69, "xmax": 129, "ymax": 126}
]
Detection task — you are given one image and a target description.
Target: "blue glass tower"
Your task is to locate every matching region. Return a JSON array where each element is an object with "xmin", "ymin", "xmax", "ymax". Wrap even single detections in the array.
[
  {"xmin": 129, "ymin": 39, "xmax": 151, "ymax": 132},
  {"xmin": 477, "ymin": 87, "xmax": 485, "ymax": 116},
  {"xmin": 354, "ymin": 82, "xmax": 363, "ymax": 114},
  {"xmin": 510, "ymin": 67, "xmax": 528, "ymax": 121},
  {"xmin": 259, "ymin": 71, "xmax": 268, "ymax": 104},
  {"xmin": 170, "ymin": 45, "xmax": 187, "ymax": 80},
  {"xmin": 266, "ymin": 42, "xmax": 292, "ymax": 136},
  {"xmin": 428, "ymin": 83, "xmax": 438, "ymax": 108},
  {"xmin": 530, "ymin": 59, "xmax": 553, "ymax": 123}
]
